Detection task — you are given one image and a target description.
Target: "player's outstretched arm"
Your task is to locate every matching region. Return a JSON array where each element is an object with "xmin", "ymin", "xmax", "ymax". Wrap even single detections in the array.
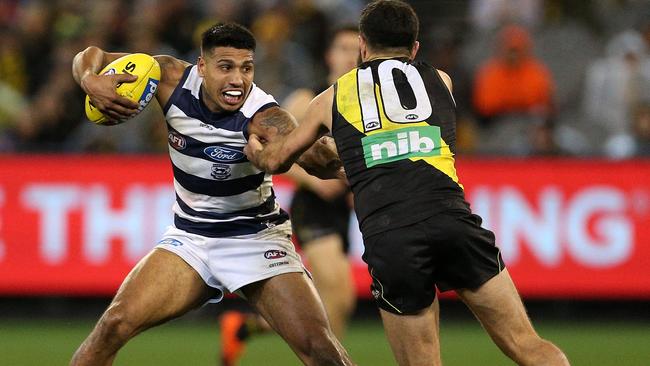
[{"xmin": 245, "ymin": 88, "xmax": 341, "ymax": 178}]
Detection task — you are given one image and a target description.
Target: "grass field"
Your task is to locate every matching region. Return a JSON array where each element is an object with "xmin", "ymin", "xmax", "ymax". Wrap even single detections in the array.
[{"xmin": 1, "ymin": 318, "xmax": 649, "ymax": 365}]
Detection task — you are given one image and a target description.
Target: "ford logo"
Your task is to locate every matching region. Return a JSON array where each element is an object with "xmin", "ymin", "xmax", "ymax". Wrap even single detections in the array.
[{"xmin": 204, "ymin": 145, "xmax": 246, "ymax": 163}]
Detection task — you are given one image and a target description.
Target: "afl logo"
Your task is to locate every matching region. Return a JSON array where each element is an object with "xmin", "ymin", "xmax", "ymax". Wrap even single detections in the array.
[
  {"xmin": 405, "ymin": 114, "xmax": 419, "ymax": 120},
  {"xmin": 264, "ymin": 250, "xmax": 287, "ymax": 260},
  {"xmin": 168, "ymin": 131, "xmax": 186, "ymax": 150},
  {"xmin": 204, "ymin": 146, "xmax": 246, "ymax": 163}
]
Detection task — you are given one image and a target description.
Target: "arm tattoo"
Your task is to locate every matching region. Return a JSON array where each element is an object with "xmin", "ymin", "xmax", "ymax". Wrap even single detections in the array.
[{"xmin": 256, "ymin": 108, "xmax": 297, "ymax": 138}]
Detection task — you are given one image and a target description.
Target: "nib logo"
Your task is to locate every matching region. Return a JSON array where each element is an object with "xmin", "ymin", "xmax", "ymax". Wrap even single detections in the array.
[{"xmin": 362, "ymin": 126, "xmax": 442, "ymax": 167}]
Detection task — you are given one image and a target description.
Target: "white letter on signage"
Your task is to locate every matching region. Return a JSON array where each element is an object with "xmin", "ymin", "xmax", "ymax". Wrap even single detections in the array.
[
  {"xmin": 466, "ymin": 186, "xmax": 493, "ymax": 231},
  {"xmin": 22, "ymin": 185, "xmax": 80, "ymax": 264},
  {"xmin": 151, "ymin": 186, "xmax": 175, "ymax": 243},
  {"xmin": 499, "ymin": 187, "xmax": 562, "ymax": 266},
  {"xmin": 83, "ymin": 185, "xmax": 147, "ymax": 264},
  {"xmin": 567, "ymin": 187, "xmax": 632, "ymax": 267}
]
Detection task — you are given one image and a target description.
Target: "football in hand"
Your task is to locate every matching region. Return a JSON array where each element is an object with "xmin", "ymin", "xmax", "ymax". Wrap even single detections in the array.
[{"xmin": 84, "ymin": 53, "xmax": 161, "ymax": 125}]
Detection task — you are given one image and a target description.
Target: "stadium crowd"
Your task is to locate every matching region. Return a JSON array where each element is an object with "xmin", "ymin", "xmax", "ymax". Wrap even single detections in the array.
[{"xmin": 1, "ymin": 0, "xmax": 650, "ymax": 158}]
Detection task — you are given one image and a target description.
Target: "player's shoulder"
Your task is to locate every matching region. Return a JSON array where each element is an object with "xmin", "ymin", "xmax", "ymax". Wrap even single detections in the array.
[
  {"xmin": 435, "ymin": 69, "xmax": 453, "ymax": 92},
  {"xmin": 337, "ymin": 67, "xmax": 359, "ymax": 85},
  {"xmin": 153, "ymin": 55, "xmax": 192, "ymax": 86},
  {"xmin": 241, "ymin": 84, "xmax": 278, "ymax": 118}
]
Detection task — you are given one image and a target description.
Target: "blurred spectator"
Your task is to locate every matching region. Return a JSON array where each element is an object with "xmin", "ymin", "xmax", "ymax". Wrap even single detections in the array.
[
  {"xmin": 469, "ymin": 0, "xmax": 542, "ymax": 31},
  {"xmin": 155, "ymin": 0, "xmax": 201, "ymax": 57},
  {"xmin": 15, "ymin": 0, "xmax": 54, "ymax": 97},
  {"xmin": 631, "ymin": 103, "xmax": 650, "ymax": 156},
  {"xmin": 582, "ymin": 30, "xmax": 650, "ymax": 158},
  {"xmin": 0, "ymin": 27, "xmax": 28, "ymax": 150},
  {"xmin": 426, "ymin": 26, "xmax": 478, "ymax": 154},
  {"xmin": 286, "ymin": 0, "xmax": 329, "ymax": 80},
  {"xmin": 13, "ymin": 40, "xmax": 86, "ymax": 151},
  {"xmin": 594, "ymin": 0, "xmax": 650, "ymax": 37},
  {"xmin": 250, "ymin": 9, "xmax": 315, "ymax": 101},
  {"xmin": 472, "ymin": 24, "xmax": 555, "ymax": 156},
  {"xmin": 311, "ymin": 0, "xmax": 363, "ymax": 27},
  {"xmin": 2, "ymin": 0, "xmax": 649, "ymax": 158},
  {"xmin": 473, "ymin": 25, "xmax": 554, "ymax": 122}
]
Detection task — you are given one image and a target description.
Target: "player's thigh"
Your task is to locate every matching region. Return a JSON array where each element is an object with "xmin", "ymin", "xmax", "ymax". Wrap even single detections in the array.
[
  {"xmin": 107, "ymin": 248, "xmax": 215, "ymax": 328},
  {"xmin": 363, "ymin": 222, "xmax": 437, "ymax": 315},
  {"xmin": 456, "ymin": 269, "xmax": 536, "ymax": 343},
  {"xmin": 303, "ymin": 234, "xmax": 352, "ymax": 289},
  {"xmin": 379, "ymin": 298, "xmax": 441, "ymax": 366},
  {"xmin": 240, "ymin": 272, "xmax": 332, "ymax": 344}
]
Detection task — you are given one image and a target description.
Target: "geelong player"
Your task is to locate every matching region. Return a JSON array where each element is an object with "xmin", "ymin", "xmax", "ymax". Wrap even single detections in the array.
[
  {"xmin": 70, "ymin": 23, "xmax": 354, "ymax": 366},
  {"xmin": 244, "ymin": 1, "xmax": 570, "ymax": 365}
]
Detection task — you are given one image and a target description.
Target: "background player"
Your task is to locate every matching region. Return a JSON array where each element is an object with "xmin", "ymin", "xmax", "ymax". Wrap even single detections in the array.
[
  {"xmin": 219, "ymin": 26, "xmax": 359, "ymax": 366},
  {"xmin": 244, "ymin": 1, "xmax": 570, "ymax": 365},
  {"xmin": 70, "ymin": 22, "xmax": 353, "ymax": 366}
]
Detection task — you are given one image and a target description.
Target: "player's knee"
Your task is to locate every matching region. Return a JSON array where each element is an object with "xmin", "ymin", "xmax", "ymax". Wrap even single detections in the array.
[
  {"xmin": 531, "ymin": 340, "xmax": 569, "ymax": 366},
  {"xmin": 306, "ymin": 337, "xmax": 348, "ymax": 365},
  {"xmin": 510, "ymin": 337, "xmax": 569, "ymax": 366},
  {"xmin": 97, "ymin": 305, "xmax": 139, "ymax": 342},
  {"xmin": 293, "ymin": 329, "xmax": 347, "ymax": 365}
]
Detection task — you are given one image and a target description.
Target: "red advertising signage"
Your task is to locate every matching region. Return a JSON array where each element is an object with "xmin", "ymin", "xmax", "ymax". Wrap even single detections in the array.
[{"xmin": 0, "ymin": 156, "xmax": 649, "ymax": 298}]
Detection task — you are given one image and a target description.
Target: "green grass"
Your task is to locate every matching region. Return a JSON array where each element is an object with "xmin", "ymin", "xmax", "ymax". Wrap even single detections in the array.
[{"xmin": 0, "ymin": 318, "xmax": 649, "ymax": 365}]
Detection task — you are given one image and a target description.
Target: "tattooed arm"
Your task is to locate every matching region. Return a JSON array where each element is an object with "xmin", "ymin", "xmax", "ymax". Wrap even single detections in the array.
[{"xmin": 246, "ymin": 89, "xmax": 342, "ymax": 179}]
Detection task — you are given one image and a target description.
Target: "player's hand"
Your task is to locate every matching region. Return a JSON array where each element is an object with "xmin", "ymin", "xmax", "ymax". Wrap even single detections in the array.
[
  {"xmin": 297, "ymin": 136, "xmax": 343, "ymax": 180},
  {"xmin": 81, "ymin": 73, "xmax": 139, "ymax": 121},
  {"xmin": 244, "ymin": 133, "xmax": 264, "ymax": 166}
]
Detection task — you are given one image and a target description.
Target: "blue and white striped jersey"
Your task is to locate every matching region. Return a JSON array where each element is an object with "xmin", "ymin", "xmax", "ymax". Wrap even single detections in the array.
[{"xmin": 162, "ymin": 65, "xmax": 288, "ymax": 237}]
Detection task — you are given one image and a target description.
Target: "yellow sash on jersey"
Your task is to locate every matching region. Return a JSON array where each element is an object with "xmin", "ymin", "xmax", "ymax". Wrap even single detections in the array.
[{"xmin": 336, "ymin": 68, "xmax": 462, "ymax": 187}]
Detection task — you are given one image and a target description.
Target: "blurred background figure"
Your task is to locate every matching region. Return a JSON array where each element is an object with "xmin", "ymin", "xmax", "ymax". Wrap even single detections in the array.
[
  {"xmin": 630, "ymin": 102, "xmax": 650, "ymax": 156},
  {"xmin": 249, "ymin": 7, "xmax": 315, "ymax": 102},
  {"xmin": 0, "ymin": 27, "xmax": 28, "ymax": 151},
  {"xmin": 472, "ymin": 24, "xmax": 556, "ymax": 156},
  {"xmin": 582, "ymin": 29, "xmax": 650, "ymax": 158},
  {"xmin": 283, "ymin": 24, "xmax": 359, "ymax": 339},
  {"xmin": 219, "ymin": 25, "xmax": 359, "ymax": 366},
  {"xmin": 469, "ymin": 0, "xmax": 543, "ymax": 31}
]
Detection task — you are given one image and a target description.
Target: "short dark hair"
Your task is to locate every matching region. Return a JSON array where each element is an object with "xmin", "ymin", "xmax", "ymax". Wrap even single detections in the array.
[
  {"xmin": 359, "ymin": 0, "xmax": 419, "ymax": 51},
  {"xmin": 201, "ymin": 22, "xmax": 256, "ymax": 54}
]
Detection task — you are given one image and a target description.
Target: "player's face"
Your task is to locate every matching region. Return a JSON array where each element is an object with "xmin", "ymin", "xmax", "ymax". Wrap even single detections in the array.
[
  {"xmin": 326, "ymin": 31, "xmax": 359, "ymax": 78},
  {"xmin": 198, "ymin": 47, "xmax": 254, "ymax": 113}
]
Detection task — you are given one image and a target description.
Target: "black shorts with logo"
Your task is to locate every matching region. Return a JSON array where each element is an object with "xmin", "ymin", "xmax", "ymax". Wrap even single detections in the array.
[
  {"xmin": 290, "ymin": 188, "xmax": 350, "ymax": 253},
  {"xmin": 362, "ymin": 210, "xmax": 505, "ymax": 315}
]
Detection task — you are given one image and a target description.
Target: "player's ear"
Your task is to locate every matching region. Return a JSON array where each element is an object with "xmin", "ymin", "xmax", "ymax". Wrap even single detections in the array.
[
  {"xmin": 359, "ymin": 35, "xmax": 368, "ymax": 62},
  {"xmin": 410, "ymin": 41, "xmax": 420, "ymax": 61},
  {"xmin": 197, "ymin": 55, "xmax": 205, "ymax": 77}
]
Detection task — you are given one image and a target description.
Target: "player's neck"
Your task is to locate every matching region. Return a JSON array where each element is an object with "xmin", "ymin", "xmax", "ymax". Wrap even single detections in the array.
[{"xmin": 363, "ymin": 52, "xmax": 410, "ymax": 63}]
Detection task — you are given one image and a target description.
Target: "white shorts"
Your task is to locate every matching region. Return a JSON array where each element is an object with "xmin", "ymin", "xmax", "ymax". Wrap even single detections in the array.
[{"xmin": 155, "ymin": 221, "xmax": 305, "ymax": 303}]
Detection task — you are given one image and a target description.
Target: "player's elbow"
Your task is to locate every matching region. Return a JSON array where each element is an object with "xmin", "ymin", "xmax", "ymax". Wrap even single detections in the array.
[{"xmin": 77, "ymin": 46, "xmax": 102, "ymax": 59}]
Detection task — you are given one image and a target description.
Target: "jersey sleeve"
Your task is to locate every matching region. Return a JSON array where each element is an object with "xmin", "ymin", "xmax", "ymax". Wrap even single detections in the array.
[{"xmin": 241, "ymin": 84, "xmax": 279, "ymax": 118}]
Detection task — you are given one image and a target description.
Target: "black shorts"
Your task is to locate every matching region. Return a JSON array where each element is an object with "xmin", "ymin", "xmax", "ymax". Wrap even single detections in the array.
[
  {"xmin": 290, "ymin": 188, "xmax": 351, "ymax": 253},
  {"xmin": 362, "ymin": 210, "xmax": 504, "ymax": 315}
]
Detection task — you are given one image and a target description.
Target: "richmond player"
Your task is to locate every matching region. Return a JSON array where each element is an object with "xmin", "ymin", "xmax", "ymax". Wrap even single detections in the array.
[{"xmin": 245, "ymin": 1, "xmax": 569, "ymax": 365}]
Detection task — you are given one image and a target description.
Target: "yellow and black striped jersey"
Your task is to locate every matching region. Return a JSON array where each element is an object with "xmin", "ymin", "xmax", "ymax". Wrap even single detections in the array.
[{"xmin": 332, "ymin": 57, "xmax": 470, "ymax": 237}]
